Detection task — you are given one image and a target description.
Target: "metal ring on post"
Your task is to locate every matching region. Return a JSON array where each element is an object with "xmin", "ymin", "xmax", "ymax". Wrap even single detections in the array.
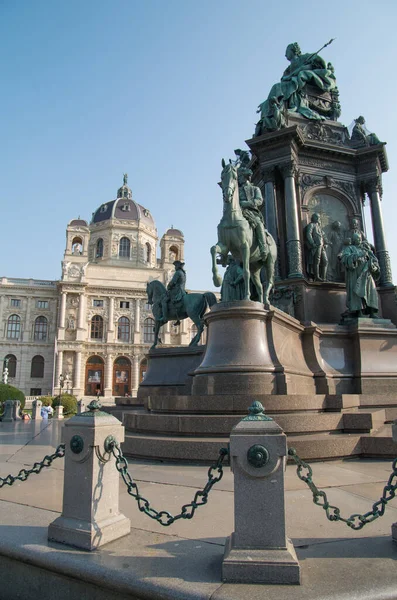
[
  {"xmin": 104, "ymin": 435, "xmax": 117, "ymax": 454},
  {"xmin": 70, "ymin": 435, "xmax": 84, "ymax": 454},
  {"xmin": 247, "ymin": 444, "xmax": 269, "ymax": 468}
]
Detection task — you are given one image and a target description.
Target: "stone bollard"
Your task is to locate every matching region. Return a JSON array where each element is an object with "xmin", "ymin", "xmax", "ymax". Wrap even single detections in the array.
[
  {"xmin": 54, "ymin": 405, "xmax": 64, "ymax": 420},
  {"xmin": 32, "ymin": 399, "xmax": 43, "ymax": 420},
  {"xmin": 2, "ymin": 400, "xmax": 14, "ymax": 422},
  {"xmin": 48, "ymin": 400, "xmax": 131, "ymax": 550},
  {"xmin": 12, "ymin": 400, "xmax": 22, "ymax": 421},
  {"xmin": 222, "ymin": 401, "xmax": 301, "ymax": 584},
  {"xmin": 77, "ymin": 399, "xmax": 87, "ymax": 414},
  {"xmin": 392, "ymin": 420, "xmax": 397, "ymax": 544}
]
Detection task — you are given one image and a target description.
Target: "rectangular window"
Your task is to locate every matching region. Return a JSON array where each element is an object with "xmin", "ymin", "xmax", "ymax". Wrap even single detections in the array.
[
  {"xmin": 37, "ymin": 300, "xmax": 49, "ymax": 309},
  {"xmin": 30, "ymin": 388, "xmax": 42, "ymax": 396},
  {"xmin": 93, "ymin": 299, "xmax": 103, "ymax": 307},
  {"xmin": 120, "ymin": 301, "xmax": 130, "ymax": 309},
  {"xmin": 11, "ymin": 299, "xmax": 20, "ymax": 307}
]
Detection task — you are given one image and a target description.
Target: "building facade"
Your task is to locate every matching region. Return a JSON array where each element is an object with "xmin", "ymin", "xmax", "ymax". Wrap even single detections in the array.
[{"xmin": 0, "ymin": 176, "xmax": 196, "ymax": 401}]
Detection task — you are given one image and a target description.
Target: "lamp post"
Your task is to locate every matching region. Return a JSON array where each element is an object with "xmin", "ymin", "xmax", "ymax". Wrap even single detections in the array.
[
  {"xmin": 2, "ymin": 357, "xmax": 9, "ymax": 385},
  {"xmin": 59, "ymin": 373, "xmax": 65, "ymax": 394}
]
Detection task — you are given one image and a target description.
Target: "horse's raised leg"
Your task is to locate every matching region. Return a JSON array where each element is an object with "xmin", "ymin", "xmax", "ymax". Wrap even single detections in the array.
[
  {"xmin": 210, "ymin": 242, "xmax": 228, "ymax": 287},
  {"xmin": 242, "ymin": 242, "xmax": 251, "ymax": 300},
  {"xmin": 251, "ymin": 267, "xmax": 263, "ymax": 304}
]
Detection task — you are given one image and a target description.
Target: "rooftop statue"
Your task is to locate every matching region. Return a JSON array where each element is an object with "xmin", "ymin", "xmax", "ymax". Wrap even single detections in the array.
[
  {"xmin": 255, "ymin": 39, "xmax": 340, "ymax": 136},
  {"xmin": 211, "ymin": 155, "xmax": 277, "ymax": 306},
  {"xmin": 350, "ymin": 116, "xmax": 383, "ymax": 148}
]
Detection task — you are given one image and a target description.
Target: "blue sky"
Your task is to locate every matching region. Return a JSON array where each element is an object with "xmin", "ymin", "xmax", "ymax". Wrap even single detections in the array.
[{"xmin": 1, "ymin": 0, "xmax": 397, "ymax": 291}]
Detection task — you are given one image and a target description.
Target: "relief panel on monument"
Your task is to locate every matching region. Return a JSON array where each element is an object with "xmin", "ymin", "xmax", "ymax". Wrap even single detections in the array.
[{"xmin": 305, "ymin": 192, "xmax": 349, "ymax": 282}]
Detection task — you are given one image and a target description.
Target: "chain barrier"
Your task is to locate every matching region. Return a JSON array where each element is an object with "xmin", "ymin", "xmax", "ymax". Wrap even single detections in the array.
[
  {"xmin": 0, "ymin": 444, "xmax": 65, "ymax": 488},
  {"xmin": 110, "ymin": 441, "xmax": 228, "ymax": 526},
  {"xmin": 288, "ymin": 447, "xmax": 397, "ymax": 530}
]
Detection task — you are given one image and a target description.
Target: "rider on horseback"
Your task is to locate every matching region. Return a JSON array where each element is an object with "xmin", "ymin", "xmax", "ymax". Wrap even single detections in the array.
[
  {"xmin": 237, "ymin": 165, "xmax": 268, "ymax": 261},
  {"xmin": 160, "ymin": 260, "xmax": 187, "ymax": 324}
]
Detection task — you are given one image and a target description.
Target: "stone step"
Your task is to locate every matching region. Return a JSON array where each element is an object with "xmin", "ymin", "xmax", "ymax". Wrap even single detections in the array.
[
  {"xmin": 142, "ymin": 394, "xmax": 362, "ymax": 414},
  {"xmin": 122, "ymin": 431, "xmax": 370, "ymax": 462},
  {"xmin": 123, "ymin": 409, "xmax": 385, "ymax": 436}
]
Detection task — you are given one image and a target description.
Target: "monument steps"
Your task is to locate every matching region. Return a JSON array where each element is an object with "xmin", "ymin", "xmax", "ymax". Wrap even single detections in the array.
[
  {"xmin": 122, "ymin": 430, "xmax": 374, "ymax": 462},
  {"xmin": 122, "ymin": 409, "xmax": 386, "ymax": 436}
]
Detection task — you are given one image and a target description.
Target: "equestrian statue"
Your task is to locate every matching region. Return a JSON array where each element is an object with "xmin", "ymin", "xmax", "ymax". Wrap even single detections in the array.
[
  {"xmin": 147, "ymin": 260, "xmax": 217, "ymax": 349},
  {"xmin": 211, "ymin": 152, "xmax": 277, "ymax": 305}
]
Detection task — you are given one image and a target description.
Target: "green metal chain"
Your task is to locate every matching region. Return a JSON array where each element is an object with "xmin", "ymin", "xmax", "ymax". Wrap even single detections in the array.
[
  {"xmin": 111, "ymin": 442, "xmax": 228, "ymax": 526},
  {"xmin": 0, "ymin": 444, "xmax": 65, "ymax": 488},
  {"xmin": 288, "ymin": 447, "xmax": 397, "ymax": 530}
]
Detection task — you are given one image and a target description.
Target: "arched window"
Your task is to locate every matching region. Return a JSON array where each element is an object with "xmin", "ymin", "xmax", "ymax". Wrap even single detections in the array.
[
  {"xmin": 143, "ymin": 317, "xmax": 155, "ymax": 343},
  {"xmin": 7, "ymin": 314, "xmax": 21, "ymax": 339},
  {"xmin": 117, "ymin": 316, "xmax": 130, "ymax": 342},
  {"xmin": 90, "ymin": 315, "xmax": 103, "ymax": 339},
  {"xmin": 119, "ymin": 237, "xmax": 130, "ymax": 258},
  {"xmin": 96, "ymin": 238, "xmax": 104, "ymax": 258},
  {"xmin": 31, "ymin": 355, "xmax": 44, "ymax": 378},
  {"xmin": 145, "ymin": 242, "xmax": 152, "ymax": 263},
  {"xmin": 34, "ymin": 316, "xmax": 48, "ymax": 341},
  {"xmin": 4, "ymin": 354, "xmax": 16, "ymax": 378}
]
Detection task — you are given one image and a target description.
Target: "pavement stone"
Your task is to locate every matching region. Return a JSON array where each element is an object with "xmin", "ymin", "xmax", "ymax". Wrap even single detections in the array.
[{"xmin": 1, "ymin": 420, "xmax": 397, "ymax": 600}]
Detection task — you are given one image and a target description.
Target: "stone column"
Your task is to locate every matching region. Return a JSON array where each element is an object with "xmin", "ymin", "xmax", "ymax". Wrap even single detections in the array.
[
  {"xmin": 59, "ymin": 292, "xmax": 67, "ymax": 328},
  {"xmin": 281, "ymin": 163, "xmax": 303, "ymax": 278},
  {"xmin": 0, "ymin": 294, "xmax": 4, "ymax": 339},
  {"xmin": 367, "ymin": 179, "xmax": 393, "ymax": 287},
  {"xmin": 23, "ymin": 296, "xmax": 32, "ymax": 341},
  {"xmin": 74, "ymin": 351, "xmax": 82, "ymax": 391},
  {"xmin": 104, "ymin": 353, "xmax": 113, "ymax": 397},
  {"xmin": 107, "ymin": 296, "xmax": 115, "ymax": 342},
  {"xmin": 262, "ymin": 167, "xmax": 280, "ymax": 280},
  {"xmin": 55, "ymin": 350, "xmax": 63, "ymax": 393},
  {"xmin": 77, "ymin": 293, "xmax": 86, "ymax": 341},
  {"xmin": 134, "ymin": 298, "xmax": 141, "ymax": 344},
  {"xmin": 392, "ymin": 420, "xmax": 397, "ymax": 543},
  {"xmin": 132, "ymin": 355, "xmax": 140, "ymax": 396},
  {"xmin": 222, "ymin": 401, "xmax": 300, "ymax": 584},
  {"xmin": 48, "ymin": 407, "xmax": 130, "ymax": 550}
]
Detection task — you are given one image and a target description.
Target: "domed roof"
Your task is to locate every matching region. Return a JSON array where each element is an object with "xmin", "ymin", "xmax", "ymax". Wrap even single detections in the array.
[
  {"xmin": 90, "ymin": 175, "xmax": 155, "ymax": 230},
  {"xmin": 69, "ymin": 218, "xmax": 88, "ymax": 227},
  {"xmin": 165, "ymin": 227, "xmax": 184, "ymax": 238}
]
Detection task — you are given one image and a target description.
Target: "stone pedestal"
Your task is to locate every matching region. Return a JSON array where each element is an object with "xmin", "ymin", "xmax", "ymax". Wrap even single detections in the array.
[
  {"xmin": 349, "ymin": 318, "xmax": 397, "ymax": 393},
  {"xmin": 32, "ymin": 400, "xmax": 42, "ymax": 420},
  {"xmin": 192, "ymin": 301, "xmax": 278, "ymax": 396},
  {"xmin": 392, "ymin": 420, "xmax": 397, "ymax": 544},
  {"xmin": 48, "ymin": 404, "xmax": 131, "ymax": 550},
  {"xmin": 2, "ymin": 400, "xmax": 14, "ymax": 422},
  {"xmin": 54, "ymin": 405, "xmax": 64, "ymax": 420},
  {"xmin": 12, "ymin": 400, "xmax": 22, "ymax": 421},
  {"xmin": 222, "ymin": 402, "xmax": 300, "ymax": 584},
  {"xmin": 77, "ymin": 399, "xmax": 87, "ymax": 414}
]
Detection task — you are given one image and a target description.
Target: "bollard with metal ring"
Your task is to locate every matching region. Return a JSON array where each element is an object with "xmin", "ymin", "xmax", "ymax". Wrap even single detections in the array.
[
  {"xmin": 222, "ymin": 400, "xmax": 301, "ymax": 585},
  {"xmin": 48, "ymin": 399, "xmax": 130, "ymax": 550}
]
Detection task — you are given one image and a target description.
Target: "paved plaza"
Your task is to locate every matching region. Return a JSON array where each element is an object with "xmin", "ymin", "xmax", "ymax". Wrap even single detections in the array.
[{"xmin": 0, "ymin": 419, "xmax": 397, "ymax": 599}]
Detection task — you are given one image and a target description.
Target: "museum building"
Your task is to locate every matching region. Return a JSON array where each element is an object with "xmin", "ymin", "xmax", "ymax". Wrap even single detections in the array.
[{"xmin": 0, "ymin": 176, "xmax": 195, "ymax": 400}]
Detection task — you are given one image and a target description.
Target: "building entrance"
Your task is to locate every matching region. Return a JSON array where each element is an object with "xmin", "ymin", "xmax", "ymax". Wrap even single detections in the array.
[
  {"xmin": 113, "ymin": 356, "xmax": 131, "ymax": 396},
  {"xmin": 85, "ymin": 355, "xmax": 104, "ymax": 396}
]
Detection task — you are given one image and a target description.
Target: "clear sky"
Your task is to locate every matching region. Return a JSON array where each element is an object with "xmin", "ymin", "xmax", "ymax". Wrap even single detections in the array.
[{"xmin": 1, "ymin": 0, "xmax": 397, "ymax": 291}]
